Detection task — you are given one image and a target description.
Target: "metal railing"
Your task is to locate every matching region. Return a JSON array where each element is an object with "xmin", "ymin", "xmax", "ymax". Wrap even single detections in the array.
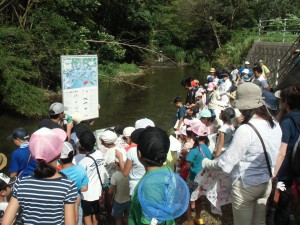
[{"xmin": 259, "ymin": 18, "xmax": 300, "ymax": 43}]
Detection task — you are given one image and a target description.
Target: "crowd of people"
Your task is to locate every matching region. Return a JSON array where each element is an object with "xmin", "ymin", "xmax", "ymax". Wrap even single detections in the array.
[{"xmin": 0, "ymin": 59, "xmax": 299, "ymax": 225}]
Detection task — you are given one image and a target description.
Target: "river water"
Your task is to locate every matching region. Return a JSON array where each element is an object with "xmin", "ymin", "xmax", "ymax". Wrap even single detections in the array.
[{"xmin": 0, "ymin": 67, "xmax": 202, "ymax": 171}]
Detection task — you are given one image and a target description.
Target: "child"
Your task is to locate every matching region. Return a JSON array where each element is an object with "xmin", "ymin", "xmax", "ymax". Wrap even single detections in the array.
[
  {"xmin": 128, "ymin": 127, "xmax": 189, "ymax": 225},
  {"xmin": 108, "ymin": 158, "xmax": 130, "ymax": 225},
  {"xmin": 7, "ymin": 128, "xmax": 37, "ymax": 178},
  {"xmin": 173, "ymin": 97, "xmax": 186, "ymax": 131},
  {"xmin": 214, "ymin": 107, "xmax": 235, "ymax": 158},
  {"xmin": 78, "ymin": 130, "xmax": 108, "ymax": 225},
  {"xmin": 59, "ymin": 142, "xmax": 89, "ymax": 225},
  {"xmin": 0, "ymin": 173, "xmax": 16, "ymax": 224},
  {"xmin": 2, "ymin": 127, "xmax": 77, "ymax": 225}
]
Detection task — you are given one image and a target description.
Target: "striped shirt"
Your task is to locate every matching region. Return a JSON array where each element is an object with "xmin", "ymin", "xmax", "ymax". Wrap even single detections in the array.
[{"xmin": 12, "ymin": 175, "xmax": 77, "ymax": 225}]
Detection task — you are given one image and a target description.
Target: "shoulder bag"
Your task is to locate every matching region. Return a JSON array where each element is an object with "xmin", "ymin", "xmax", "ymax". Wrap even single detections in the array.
[{"xmin": 248, "ymin": 123, "xmax": 279, "ymax": 225}]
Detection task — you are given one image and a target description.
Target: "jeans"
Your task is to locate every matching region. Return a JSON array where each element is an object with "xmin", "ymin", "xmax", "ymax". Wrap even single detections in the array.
[{"xmin": 232, "ymin": 180, "xmax": 272, "ymax": 225}]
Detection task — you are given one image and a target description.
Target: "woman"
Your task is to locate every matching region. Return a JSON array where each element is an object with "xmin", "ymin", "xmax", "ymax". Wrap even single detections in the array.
[
  {"xmin": 202, "ymin": 82, "xmax": 282, "ymax": 225},
  {"xmin": 2, "ymin": 128, "xmax": 77, "ymax": 225}
]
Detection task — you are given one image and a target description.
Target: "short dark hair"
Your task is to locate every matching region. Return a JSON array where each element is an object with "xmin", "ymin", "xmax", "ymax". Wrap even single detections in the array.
[
  {"xmin": 50, "ymin": 114, "xmax": 60, "ymax": 119},
  {"xmin": 253, "ymin": 66, "xmax": 263, "ymax": 74},
  {"xmin": 281, "ymin": 85, "xmax": 300, "ymax": 110},
  {"xmin": 79, "ymin": 130, "xmax": 96, "ymax": 151},
  {"xmin": 137, "ymin": 127, "xmax": 170, "ymax": 166}
]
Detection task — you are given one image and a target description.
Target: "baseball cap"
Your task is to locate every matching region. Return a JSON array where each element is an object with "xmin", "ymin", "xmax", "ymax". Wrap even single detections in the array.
[
  {"xmin": 29, "ymin": 128, "xmax": 67, "ymax": 163},
  {"xmin": 207, "ymin": 82, "xmax": 215, "ymax": 91},
  {"xmin": 210, "ymin": 68, "xmax": 216, "ymax": 73},
  {"xmin": 245, "ymin": 61, "xmax": 250, "ymax": 65},
  {"xmin": 172, "ymin": 97, "xmax": 182, "ymax": 104},
  {"xmin": 0, "ymin": 173, "xmax": 16, "ymax": 190},
  {"xmin": 135, "ymin": 118, "xmax": 155, "ymax": 129},
  {"xmin": 241, "ymin": 68, "xmax": 249, "ymax": 74},
  {"xmin": 7, "ymin": 128, "xmax": 29, "ymax": 140},
  {"xmin": 60, "ymin": 142, "xmax": 74, "ymax": 159},
  {"xmin": 49, "ymin": 102, "xmax": 68, "ymax": 115},
  {"xmin": 138, "ymin": 171, "xmax": 189, "ymax": 224}
]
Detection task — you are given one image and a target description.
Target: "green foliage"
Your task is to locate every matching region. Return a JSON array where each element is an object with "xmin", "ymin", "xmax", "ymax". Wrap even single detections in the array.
[{"xmin": 98, "ymin": 63, "xmax": 140, "ymax": 79}]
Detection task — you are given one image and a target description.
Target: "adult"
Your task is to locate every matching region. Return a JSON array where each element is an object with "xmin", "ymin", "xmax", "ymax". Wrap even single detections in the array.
[
  {"xmin": 238, "ymin": 61, "xmax": 253, "ymax": 79},
  {"xmin": 207, "ymin": 68, "xmax": 219, "ymax": 86},
  {"xmin": 39, "ymin": 102, "xmax": 73, "ymax": 141},
  {"xmin": 259, "ymin": 60, "xmax": 270, "ymax": 79},
  {"xmin": 231, "ymin": 65, "xmax": 239, "ymax": 84},
  {"xmin": 219, "ymin": 72, "xmax": 232, "ymax": 106},
  {"xmin": 252, "ymin": 66, "xmax": 271, "ymax": 91},
  {"xmin": 2, "ymin": 128, "xmax": 77, "ymax": 225},
  {"xmin": 273, "ymin": 86, "xmax": 300, "ymax": 225},
  {"xmin": 181, "ymin": 78, "xmax": 196, "ymax": 106},
  {"xmin": 202, "ymin": 82, "xmax": 282, "ymax": 225}
]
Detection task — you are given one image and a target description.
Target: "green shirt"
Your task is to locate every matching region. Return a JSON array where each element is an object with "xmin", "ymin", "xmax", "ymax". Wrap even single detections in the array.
[{"xmin": 128, "ymin": 166, "xmax": 175, "ymax": 225}]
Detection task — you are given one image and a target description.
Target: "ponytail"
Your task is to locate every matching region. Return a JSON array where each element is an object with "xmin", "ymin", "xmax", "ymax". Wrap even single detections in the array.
[{"xmin": 34, "ymin": 159, "xmax": 56, "ymax": 178}]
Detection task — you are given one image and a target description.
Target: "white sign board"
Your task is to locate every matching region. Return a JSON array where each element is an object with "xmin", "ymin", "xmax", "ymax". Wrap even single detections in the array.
[{"xmin": 61, "ymin": 55, "xmax": 99, "ymax": 121}]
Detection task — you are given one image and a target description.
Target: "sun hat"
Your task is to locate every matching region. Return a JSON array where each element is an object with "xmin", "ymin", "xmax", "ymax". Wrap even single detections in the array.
[
  {"xmin": 100, "ymin": 130, "xmax": 118, "ymax": 144},
  {"xmin": 198, "ymin": 87, "xmax": 205, "ymax": 93},
  {"xmin": 29, "ymin": 128, "xmax": 67, "ymax": 163},
  {"xmin": 135, "ymin": 118, "xmax": 155, "ymax": 129},
  {"xmin": 137, "ymin": 127, "xmax": 170, "ymax": 166},
  {"xmin": 0, "ymin": 173, "xmax": 16, "ymax": 190},
  {"xmin": 210, "ymin": 68, "xmax": 216, "ymax": 73},
  {"xmin": 7, "ymin": 127, "xmax": 29, "ymax": 140},
  {"xmin": 234, "ymin": 82, "xmax": 265, "ymax": 110},
  {"xmin": 191, "ymin": 81, "xmax": 197, "ymax": 87},
  {"xmin": 60, "ymin": 142, "xmax": 74, "ymax": 159},
  {"xmin": 123, "ymin": 127, "xmax": 135, "ymax": 137},
  {"xmin": 138, "ymin": 171, "xmax": 189, "ymax": 224},
  {"xmin": 70, "ymin": 112, "xmax": 83, "ymax": 124},
  {"xmin": 184, "ymin": 119, "xmax": 209, "ymax": 136},
  {"xmin": 199, "ymin": 109, "xmax": 212, "ymax": 118},
  {"xmin": 49, "ymin": 102, "xmax": 68, "ymax": 115},
  {"xmin": 172, "ymin": 97, "xmax": 182, "ymax": 104},
  {"xmin": 259, "ymin": 59, "xmax": 263, "ymax": 63},
  {"xmin": 245, "ymin": 61, "xmax": 250, "ymax": 65},
  {"xmin": 0, "ymin": 154, "xmax": 7, "ymax": 171},
  {"xmin": 207, "ymin": 82, "xmax": 215, "ymax": 91}
]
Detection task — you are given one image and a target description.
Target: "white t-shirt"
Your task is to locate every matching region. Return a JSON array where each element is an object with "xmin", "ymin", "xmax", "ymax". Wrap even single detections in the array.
[
  {"xmin": 72, "ymin": 153, "xmax": 86, "ymax": 165},
  {"xmin": 110, "ymin": 171, "xmax": 130, "ymax": 203},
  {"xmin": 101, "ymin": 146, "xmax": 127, "ymax": 178},
  {"xmin": 126, "ymin": 146, "xmax": 146, "ymax": 195},
  {"xmin": 79, "ymin": 150, "xmax": 109, "ymax": 201},
  {"xmin": 217, "ymin": 123, "xmax": 234, "ymax": 151}
]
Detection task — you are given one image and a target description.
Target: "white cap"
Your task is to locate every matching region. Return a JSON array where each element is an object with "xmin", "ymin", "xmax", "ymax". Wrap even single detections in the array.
[
  {"xmin": 123, "ymin": 127, "xmax": 135, "ymax": 137},
  {"xmin": 60, "ymin": 142, "xmax": 74, "ymax": 159},
  {"xmin": 274, "ymin": 90, "xmax": 281, "ymax": 98},
  {"xmin": 135, "ymin": 118, "xmax": 155, "ymax": 129},
  {"xmin": 245, "ymin": 61, "xmax": 250, "ymax": 65},
  {"xmin": 100, "ymin": 130, "xmax": 118, "ymax": 144}
]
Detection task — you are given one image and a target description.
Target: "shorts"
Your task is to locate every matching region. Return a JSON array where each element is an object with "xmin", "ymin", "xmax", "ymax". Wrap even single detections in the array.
[
  {"xmin": 112, "ymin": 200, "xmax": 131, "ymax": 218},
  {"xmin": 81, "ymin": 200, "xmax": 100, "ymax": 217}
]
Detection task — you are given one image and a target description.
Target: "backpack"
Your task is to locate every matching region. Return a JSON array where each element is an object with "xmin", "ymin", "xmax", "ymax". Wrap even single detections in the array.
[{"xmin": 286, "ymin": 115, "xmax": 300, "ymax": 177}]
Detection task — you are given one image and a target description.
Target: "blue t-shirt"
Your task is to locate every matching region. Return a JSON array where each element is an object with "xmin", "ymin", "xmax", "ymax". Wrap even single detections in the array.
[
  {"xmin": 175, "ymin": 106, "xmax": 186, "ymax": 125},
  {"xmin": 9, "ymin": 142, "xmax": 38, "ymax": 178},
  {"xmin": 278, "ymin": 111, "xmax": 300, "ymax": 181},
  {"xmin": 61, "ymin": 165, "xmax": 89, "ymax": 193},
  {"xmin": 186, "ymin": 144, "xmax": 212, "ymax": 180}
]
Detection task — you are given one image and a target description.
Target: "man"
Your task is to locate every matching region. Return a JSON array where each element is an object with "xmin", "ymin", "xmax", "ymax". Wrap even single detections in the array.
[
  {"xmin": 259, "ymin": 60, "xmax": 270, "ymax": 79},
  {"xmin": 173, "ymin": 97, "xmax": 186, "ymax": 131},
  {"xmin": 219, "ymin": 72, "xmax": 232, "ymax": 106},
  {"xmin": 39, "ymin": 102, "xmax": 73, "ymax": 141},
  {"xmin": 252, "ymin": 66, "xmax": 270, "ymax": 91},
  {"xmin": 238, "ymin": 61, "xmax": 253, "ymax": 78}
]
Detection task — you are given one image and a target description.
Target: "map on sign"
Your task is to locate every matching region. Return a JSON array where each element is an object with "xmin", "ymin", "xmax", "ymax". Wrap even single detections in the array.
[
  {"xmin": 61, "ymin": 55, "xmax": 99, "ymax": 121},
  {"xmin": 62, "ymin": 57, "xmax": 98, "ymax": 90}
]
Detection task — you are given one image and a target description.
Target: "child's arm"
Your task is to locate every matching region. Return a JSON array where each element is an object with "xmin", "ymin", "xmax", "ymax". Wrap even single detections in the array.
[
  {"xmin": 80, "ymin": 185, "xmax": 88, "ymax": 192},
  {"xmin": 215, "ymin": 132, "xmax": 225, "ymax": 158},
  {"xmin": 64, "ymin": 203, "xmax": 76, "ymax": 225},
  {"xmin": 122, "ymin": 159, "xmax": 133, "ymax": 177},
  {"xmin": 2, "ymin": 197, "xmax": 19, "ymax": 225},
  {"xmin": 108, "ymin": 185, "xmax": 116, "ymax": 199}
]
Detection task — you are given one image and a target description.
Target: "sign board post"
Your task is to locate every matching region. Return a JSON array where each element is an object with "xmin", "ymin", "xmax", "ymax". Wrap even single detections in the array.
[{"xmin": 61, "ymin": 55, "xmax": 99, "ymax": 121}]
